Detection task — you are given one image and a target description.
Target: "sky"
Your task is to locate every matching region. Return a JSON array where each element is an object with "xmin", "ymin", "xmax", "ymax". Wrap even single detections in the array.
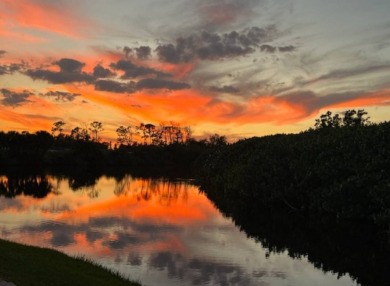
[{"xmin": 1, "ymin": 0, "xmax": 390, "ymax": 141}]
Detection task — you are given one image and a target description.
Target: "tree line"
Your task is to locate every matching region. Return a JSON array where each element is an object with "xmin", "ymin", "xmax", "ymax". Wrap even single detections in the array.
[
  {"xmin": 0, "ymin": 118, "xmax": 227, "ymax": 175},
  {"xmin": 50, "ymin": 120, "xmax": 195, "ymax": 147},
  {"xmin": 198, "ymin": 109, "xmax": 390, "ymax": 222},
  {"xmin": 313, "ymin": 109, "xmax": 370, "ymax": 129}
]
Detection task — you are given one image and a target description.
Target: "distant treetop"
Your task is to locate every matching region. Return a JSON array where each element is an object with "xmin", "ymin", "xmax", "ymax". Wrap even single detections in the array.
[{"xmin": 314, "ymin": 109, "xmax": 370, "ymax": 129}]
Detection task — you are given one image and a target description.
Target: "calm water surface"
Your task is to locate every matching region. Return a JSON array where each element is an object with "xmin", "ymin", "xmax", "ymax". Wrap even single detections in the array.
[{"xmin": 0, "ymin": 174, "xmax": 358, "ymax": 286}]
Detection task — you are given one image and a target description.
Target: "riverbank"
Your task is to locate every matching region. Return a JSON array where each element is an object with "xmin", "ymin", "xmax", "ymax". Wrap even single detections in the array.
[
  {"xmin": 198, "ymin": 122, "xmax": 390, "ymax": 223},
  {"xmin": 0, "ymin": 239, "xmax": 140, "ymax": 286}
]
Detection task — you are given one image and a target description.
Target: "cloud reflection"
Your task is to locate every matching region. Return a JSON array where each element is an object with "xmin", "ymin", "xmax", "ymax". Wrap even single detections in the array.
[{"xmin": 0, "ymin": 175, "xmax": 356, "ymax": 286}]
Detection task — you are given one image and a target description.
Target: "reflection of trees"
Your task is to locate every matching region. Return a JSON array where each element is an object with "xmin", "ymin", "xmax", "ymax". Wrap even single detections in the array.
[
  {"xmin": 68, "ymin": 172, "xmax": 101, "ymax": 198},
  {"xmin": 203, "ymin": 190, "xmax": 390, "ymax": 286},
  {"xmin": 0, "ymin": 174, "xmax": 52, "ymax": 198},
  {"xmin": 114, "ymin": 176, "xmax": 190, "ymax": 205},
  {"xmin": 114, "ymin": 175, "xmax": 132, "ymax": 196}
]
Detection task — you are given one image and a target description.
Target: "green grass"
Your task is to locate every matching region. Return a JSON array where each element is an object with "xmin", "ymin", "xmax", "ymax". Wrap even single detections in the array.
[{"xmin": 0, "ymin": 239, "xmax": 141, "ymax": 286}]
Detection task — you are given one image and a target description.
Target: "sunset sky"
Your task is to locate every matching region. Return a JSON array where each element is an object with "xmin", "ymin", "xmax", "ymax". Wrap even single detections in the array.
[{"xmin": 1, "ymin": 0, "xmax": 390, "ymax": 140}]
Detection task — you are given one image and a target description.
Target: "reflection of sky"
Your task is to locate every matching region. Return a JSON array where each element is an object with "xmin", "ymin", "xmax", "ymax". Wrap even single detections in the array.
[{"xmin": 0, "ymin": 175, "xmax": 356, "ymax": 286}]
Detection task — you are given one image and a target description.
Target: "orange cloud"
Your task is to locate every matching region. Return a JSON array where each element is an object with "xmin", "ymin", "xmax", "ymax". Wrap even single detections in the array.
[
  {"xmin": 0, "ymin": 0, "xmax": 95, "ymax": 39},
  {"xmin": 0, "ymin": 90, "xmax": 62, "ymax": 132},
  {"xmin": 65, "ymin": 83, "xmax": 390, "ymax": 133},
  {"xmin": 328, "ymin": 89, "xmax": 390, "ymax": 110}
]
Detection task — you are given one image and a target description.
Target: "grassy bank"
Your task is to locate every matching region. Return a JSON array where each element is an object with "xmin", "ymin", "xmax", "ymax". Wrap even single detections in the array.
[{"xmin": 0, "ymin": 239, "xmax": 140, "ymax": 286}]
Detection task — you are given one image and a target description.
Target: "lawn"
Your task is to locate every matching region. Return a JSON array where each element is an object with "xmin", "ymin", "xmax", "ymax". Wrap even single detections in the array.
[{"xmin": 0, "ymin": 239, "xmax": 141, "ymax": 286}]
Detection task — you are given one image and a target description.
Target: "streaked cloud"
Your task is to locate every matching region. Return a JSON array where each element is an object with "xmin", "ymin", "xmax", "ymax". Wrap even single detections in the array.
[{"xmin": 0, "ymin": 88, "xmax": 32, "ymax": 106}]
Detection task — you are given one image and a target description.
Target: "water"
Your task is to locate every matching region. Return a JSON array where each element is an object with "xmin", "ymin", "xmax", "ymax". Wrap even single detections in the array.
[{"xmin": 0, "ymin": 173, "xmax": 377, "ymax": 285}]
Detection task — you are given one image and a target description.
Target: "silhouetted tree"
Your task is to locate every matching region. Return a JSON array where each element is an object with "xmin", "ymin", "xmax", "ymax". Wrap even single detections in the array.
[
  {"xmin": 343, "ymin": 109, "xmax": 370, "ymax": 127},
  {"xmin": 116, "ymin": 125, "xmax": 134, "ymax": 146},
  {"xmin": 207, "ymin": 134, "xmax": 228, "ymax": 146},
  {"xmin": 51, "ymin": 121, "xmax": 66, "ymax": 138},
  {"xmin": 89, "ymin": 121, "xmax": 103, "ymax": 142},
  {"xmin": 138, "ymin": 123, "xmax": 156, "ymax": 144},
  {"xmin": 314, "ymin": 109, "xmax": 370, "ymax": 129},
  {"xmin": 314, "ymin": 111, "xmax": 341, "ymax": 129},
  {"xmin": 70, "ymin": 126, "xmax": 90, "ymax": 141}
]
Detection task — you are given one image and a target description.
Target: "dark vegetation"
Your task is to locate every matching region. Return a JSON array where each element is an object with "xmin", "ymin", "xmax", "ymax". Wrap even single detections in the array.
[
  {"xmin": 0, "ymin": 120, "xmax": 227, "ymax": 177},
  {"xmin": 0, "ymin": 238, "xmax": 140, "ymax": 286},
  {"xmin": 198, "ymin": 109, "xmax": 390, "ymax": 223}
]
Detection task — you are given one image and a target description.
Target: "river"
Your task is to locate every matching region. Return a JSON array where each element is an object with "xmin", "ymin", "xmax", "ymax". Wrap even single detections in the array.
[{"xmin": 0, "ymin": 173, "xmax": 385, "ymax": 285}]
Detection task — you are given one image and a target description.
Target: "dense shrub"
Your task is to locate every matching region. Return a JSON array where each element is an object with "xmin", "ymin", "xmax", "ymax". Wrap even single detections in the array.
[{"xmin": 198, "ymin": 122, "xmax": 390, "ymax": 221}]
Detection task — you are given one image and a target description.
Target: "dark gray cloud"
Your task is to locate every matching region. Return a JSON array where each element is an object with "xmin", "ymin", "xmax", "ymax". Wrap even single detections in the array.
[
  {"xmin": 135, "ymin": 46, "xmax": 152, "ymax": 60},
  {"xmin": 136, "ymin": 78, "xmax": 190, "ymax": 90},
  {"xmin": 0, "ymin": 88, "xmax": 33, "ymax": 106},
  {"xmin": 93, "ymin": 64, "xmax": 116, "ymax": 78},
  {"xmin": 110, "ymin": 59, "xmax": 169, "ymax": 79},
  {"xmin": 25, "ymin": 58, "xmax": 94, "ymax": 84},
  {"xmin": 42, "ymin": 91, "xmax": 80, "ymax": 102},
  {"xmin": 56, "ymin": 58, "xmax": 84, "ymax": 73},
  {"xmin": 278, "ymin": 45, "xmax": 296, "ymax": 52},
  {"xmin": 95, "ymin": 79, "xmax": 136, "ymax": 93},
  {"xmin": 0, "ymin": 50, "xmax": 6, "ymax": 57},
  {"xmin": 0, "ymin": 65, "xmax": 7, "ymax": 75},
  {"xmin": 123, "ymin": 46, "xmax": 132, "ymax": 58},
  {"xmin": 260, "ymin": 45, "xmax": 296, "ymax": 53},
  {"xmin": 95, "ymin": 78, "xmax": 190, "ymax": 93},
  {"xmin": 210, "ymin": 85, "xmax": 240, "ymax": 94},
  {"xmin": 122, "ymin": 46, "xmax": 151, "ymax": 60},
  {"xmin": 8, "ymin": 63, "xmax": 26, "ymax": 73},
  {"xmin": 260, "ymin": 44, "xmax": 277, "ymax": 53},
  {"xmin": 0, "ymin": 63, "xmax": 26, "ymax": 75},
  {"xmin": 156, "ymin": 26, "xmax": 278, "ymax": 63}
]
